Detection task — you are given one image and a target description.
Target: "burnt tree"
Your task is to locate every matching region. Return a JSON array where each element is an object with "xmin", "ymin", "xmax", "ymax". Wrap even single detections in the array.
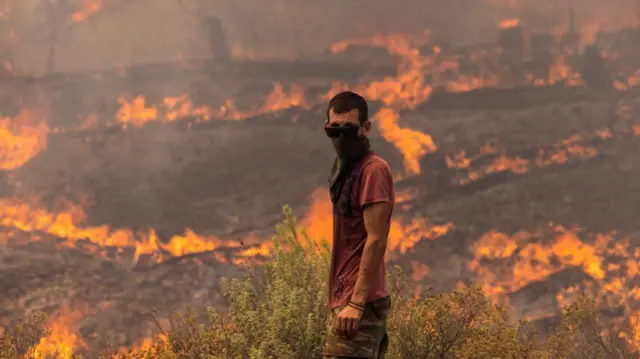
[
  {"xmin": 583, "ymin": 44, "xmax": 614, "ymax": 93},
  {"xmin": 176, "ymin": 0, "xmax": 231, "ymax": 63},
  {"xmin": 205, "ymin": 16, "xmax": 230, "ymax": 63},
  {"xmin": 498, "ymin": 25, "xmax": 525, "ymax": 57}
]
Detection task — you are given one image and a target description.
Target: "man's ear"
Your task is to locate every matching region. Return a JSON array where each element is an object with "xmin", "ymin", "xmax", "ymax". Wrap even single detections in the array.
[{"xmin": 362, "ymin": 120, "xmax": 372, "ymax": 134}]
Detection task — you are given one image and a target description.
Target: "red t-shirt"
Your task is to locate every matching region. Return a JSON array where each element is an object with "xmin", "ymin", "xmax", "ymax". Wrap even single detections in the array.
[{"xmin": 328, "ymin": 151, "xmax": 394, "ymax": 308}]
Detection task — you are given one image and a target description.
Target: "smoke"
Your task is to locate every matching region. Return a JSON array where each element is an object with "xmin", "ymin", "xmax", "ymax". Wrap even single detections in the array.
[
  {"xmin": 185, "ymin": 0, "xmax": 640, "ymax": 60},
  {"xmin": 2, "ymin": 0, "xmax": 639, "ymax": 75}
]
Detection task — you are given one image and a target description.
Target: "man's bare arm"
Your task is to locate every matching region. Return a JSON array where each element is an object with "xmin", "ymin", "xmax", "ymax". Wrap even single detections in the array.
[{"xmin": 350, "ymin": 201, "xmax": 392, "ymax": 305}]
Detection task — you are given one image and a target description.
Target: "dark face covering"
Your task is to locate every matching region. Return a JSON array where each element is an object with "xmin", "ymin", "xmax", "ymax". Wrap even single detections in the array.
[
  {"xmin": 325, "ymin": 123, "xmax": 371, "ymax": 161},
  {"xmin": 331, "ymin": 134, "xmax": 370, "ymax": 161},
  {"xmin": 326, "ymin": 125, "xmax": 371, "ymax": 207}
]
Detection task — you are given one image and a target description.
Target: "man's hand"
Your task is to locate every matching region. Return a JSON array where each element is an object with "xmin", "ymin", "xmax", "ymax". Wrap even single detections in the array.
[{"xmin": 334, "ymin": 305, "xmax": 364, "ymax": 336}]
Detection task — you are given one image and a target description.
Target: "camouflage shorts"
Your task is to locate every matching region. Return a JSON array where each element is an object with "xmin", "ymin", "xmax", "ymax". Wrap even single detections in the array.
[{"xmin": 323, "ymin": 296, "xmax": 391, "ymax": 359}]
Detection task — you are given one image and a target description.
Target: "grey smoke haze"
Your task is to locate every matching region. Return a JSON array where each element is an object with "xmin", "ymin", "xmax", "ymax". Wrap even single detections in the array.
[{"xmin": 1, "ymin": 0, "xmax": 638, "ymax": 75}]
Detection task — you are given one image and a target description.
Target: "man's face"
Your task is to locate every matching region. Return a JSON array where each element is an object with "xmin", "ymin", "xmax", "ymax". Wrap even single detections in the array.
[
  {"xmin": 325, "ymin": 108, "xmax": 371, "ymax": 160},
  {"xmin": 326, "ymin": 109, "xmax": 371, "ymax": 137}
]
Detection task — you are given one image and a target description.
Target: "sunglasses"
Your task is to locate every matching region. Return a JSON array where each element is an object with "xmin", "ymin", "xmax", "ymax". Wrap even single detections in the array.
[{"xmin": 324, "ymin": 123, "xmax": 360, "ymax": 138}]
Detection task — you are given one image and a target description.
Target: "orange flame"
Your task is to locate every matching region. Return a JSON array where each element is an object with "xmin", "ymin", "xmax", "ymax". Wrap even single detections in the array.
[
  {"xmin": 33, "ymin": 306, "xmax": 86, "ymax": 359},
  {"xmin": 115, "ymin": 84, "xmax": 308, "ymax": 128},
  {"xmin": 71, "ymin": 0, "xmax": 103, "ymax": 22},
  {"xmin": 324, "ymin": 32, "xmax": 589, "ymax": 174},
  {"xmin": 374, "ymin": 108, "xmax": 437, "ymax": 175},
  {"xmin": 0, "ymin": 109, "xmax": 48, "ymax": 170},
  {"xmin": 540, "ymin": 55, "xmax": 584, "ymax": 87},
  {"xmin": 163, "ymin": 95, "xmax": 211, "ymax": 122},
  {"xmin": 301, "ymin": 188, "xmax": 451, "ymax": 255},
  {"xmin": 0, "ymin": 188, "xmax": 451, "ymax": 269},
  {"xmin": 499, "ymin": 18, "xmax": 521, "ymax": 29},
  {"xmin": 301, "ymin": 188, "xmax": 334, "ymax": 244},
  {"xmin": 119, "ymin": 334, "xmax": 164, "ymax": 355},
  {"xmin": 327, "ymin": 30, "xmax": 585, "ymax": 112},
  {"xmin": 115, "ymin": 96, "xmax": 159, "ymax": 129},
  {"xmin": 448, "ymin": 134, "xmax": 600, "ymax": 185},
  {"xmin": 0, "ymin": 198, "xmax": 255, "ymax": 265},
  {"xmin": 216, "ymin": 82, "xmax": 309, "ymax": 120},
  {"xmin": 116, "ymin": 94, "xmax": 215, "ymax": 128},
  {"xmin": 470, "ymin": 226, "xmax": 640, "ymax": 315},
  {"xmin": 329, "ymin": 33, "xmax": 435, "ymax": 108}
]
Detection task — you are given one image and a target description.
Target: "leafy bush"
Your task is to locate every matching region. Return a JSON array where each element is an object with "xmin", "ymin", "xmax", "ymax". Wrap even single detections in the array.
[
  {"xmin": 0, "ymin": 312, "xmax": 49, "ymax": 359},
  {"xmin": 3, "ymin": 206, "xmax": 639, "ymax": 358},
  {"xmin": 141, "ymin": 206, "xmax": 331, "ymax": 359}
]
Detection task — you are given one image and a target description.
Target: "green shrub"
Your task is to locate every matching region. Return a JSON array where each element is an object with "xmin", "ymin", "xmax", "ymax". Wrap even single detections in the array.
[
  {"xmin": 4, "ymin": 206, "xmax": 639, "ymax": 358},
  {"xmin": 543, "ymin": 296, "xmax": 638, "ymax": 359},
  {"xmin": 0, "ymin": 312, "xmax": 49, "ymax": 359},
  {"xmin": 145, "ymin": 205, "xmax": 331, "ymax": 359},
  {"xmin": 132, "ymin": 206, "xmax": 639, "ymax": 359},
  {"xmin": 388, "ymin": 286, "xmax": 522, "ymax": 358}
]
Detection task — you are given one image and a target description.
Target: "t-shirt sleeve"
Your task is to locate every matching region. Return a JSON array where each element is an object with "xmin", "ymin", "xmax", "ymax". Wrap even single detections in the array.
[{"xmin": 359, "ymin": 160, "xmax": 394, "ymax": 208}]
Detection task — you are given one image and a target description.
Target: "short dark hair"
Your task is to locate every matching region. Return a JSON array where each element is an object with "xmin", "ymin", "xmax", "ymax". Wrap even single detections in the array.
[{"xmin": 326, "ymin": 91, "xmax": 368, "ymax": 124}]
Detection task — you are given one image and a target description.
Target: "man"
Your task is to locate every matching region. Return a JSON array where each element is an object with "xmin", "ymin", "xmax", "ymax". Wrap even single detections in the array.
[{"xmin": 323, "ymin": 91, "xmax": 395, "ymax": 359}]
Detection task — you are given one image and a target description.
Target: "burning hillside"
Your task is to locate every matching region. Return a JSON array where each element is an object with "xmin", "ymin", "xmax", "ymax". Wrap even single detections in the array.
[{"xmin": 2, "ymin": 0, "xmax": 640, "ymax": 356}]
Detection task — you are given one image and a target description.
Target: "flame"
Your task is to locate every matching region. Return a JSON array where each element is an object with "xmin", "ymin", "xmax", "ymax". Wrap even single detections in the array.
[
  {"xmin": 374, "ymin": 108, "xmax": 437, "ymax": 176},
  {"xmin": 615, "ymin": 76, "xmax": 640, "ymax": 91},
  {"xmin": 470, "ymin": 226, "xmax": 640, "ymax": 317},
  {"xmin": 541, "ymin": 55, "xmax": 584, "ymax": 87},
  {"xmin": 215, "ymin": 82, "xmax": 309, "ymax": 120},
  {"xmin": 115, "ymin": 96, "xmax": 158, "ymax": 128},
  {"xmin": 448, "ymin": 134, "xmax": 600, "ymax": 184},
  {"xmin": 328, "ymin": 34, "xmax": 443, "ymax": 174},
  {"xmin": 630, "ymin": 314, "xmax": 640, "ymax": 349},
  {"xmin": 4, "ymin": 7, "xmax": 640, "ymax": 356},
  {"xmin": 0, "ymin": 109, "xmax": 48, "ymax": 170},
  {"xmin": 115, "ymin": 94, "xmax": 214, "ymax": 128},
  {"xmin": 163, "ymin": 95, "xmax": 210, "ymax": 122},
  {"xmin": 327, "ymin": 29, "xmax": 585, "ymax": 112},
  {"xmin": 71, "ymin": 0, "xmax": 103, "ymax": 22},
  {"xmin": 115, "ymin": 83, "xmax": 308, "ymax": 128},
  {"xmin": 329, "ymin": 33, "xmax": 435, "ymax": 108},
  {"xmin": 33, "ymin": 306, "xmax": 86, "ymax": 359},
  {"xmin": 301, "ymin": 188, "xmax": 451, "ymax": 255},
  {"xmin": 324, "ymin": 31, "xmax": 591, "ymax": 174},
  {"xmin": 115, "ymin": 94, "xmax": 212, "ymax": 128},
  {"xmin": 119, "ymin": 335, "xmax": 162, "ymax": 355},
  {"xmin": 1, "ymin": 184, "xmax": 453, "ymax": 266},
  {"xmin": 387, "ymin": 217, "xmax": 452, "ymax": 255},
  {"xmin": 499, "ymin": 18, "xmax": 521, "ymax": 29},
  {"xmin": 0, "ymin": 198, "xmax": 255, "ymax": 265},
  {"xmin": 301, "ymin": 188, "xmax": 334, "ymax": 244},
  {"xmin": 446, "ymin": 143, "xmax": 500, "ymax": 170}
]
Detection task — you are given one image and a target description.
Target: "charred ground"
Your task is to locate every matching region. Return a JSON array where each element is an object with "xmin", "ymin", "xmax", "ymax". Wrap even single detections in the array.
[{"xmin": 2, "ymin": 19, "xmax": 640, "ymax": 355}]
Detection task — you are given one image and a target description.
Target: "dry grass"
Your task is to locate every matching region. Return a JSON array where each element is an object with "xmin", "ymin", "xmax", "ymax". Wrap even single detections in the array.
[{"xmin": 2, "ymin": 206, "xmax": 638, "ymax": 359}]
